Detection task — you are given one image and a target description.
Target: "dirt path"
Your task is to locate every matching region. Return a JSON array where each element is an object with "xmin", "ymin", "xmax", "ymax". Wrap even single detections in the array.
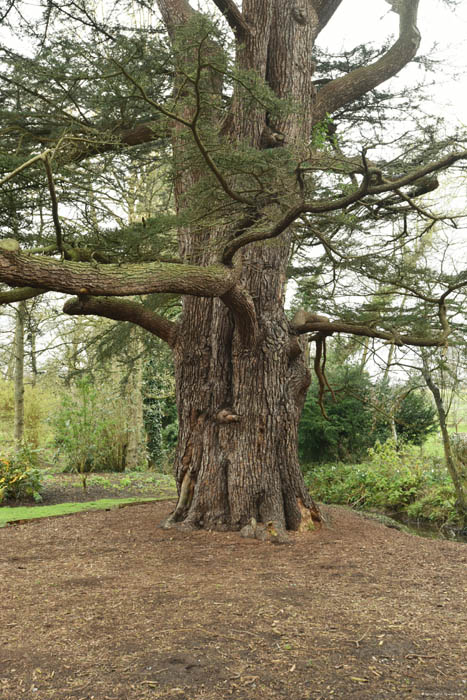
[{"xmin": 1, "ymin": 502, "xmax": 466, "ymax": 699}]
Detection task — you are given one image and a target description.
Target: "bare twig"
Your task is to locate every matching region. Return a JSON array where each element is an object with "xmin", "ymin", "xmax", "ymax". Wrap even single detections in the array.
[{"xmin": 0, "ymin": 149, "xmax": 52, "ymax": 186}]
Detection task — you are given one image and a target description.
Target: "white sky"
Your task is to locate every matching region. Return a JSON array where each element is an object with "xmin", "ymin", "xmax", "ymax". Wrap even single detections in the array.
[{"xmin": 319, "ymin": 0, "xmax": 467, "ymax": 126}]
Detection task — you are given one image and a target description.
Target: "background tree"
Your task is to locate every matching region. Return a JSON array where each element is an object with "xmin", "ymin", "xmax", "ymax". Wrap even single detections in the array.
[
  {"xmin": 421, "ymin": 350, "xmax": 467, "ymax": 518},
  {"xmin": 13, "ymin": 300, "xmax": 25, "ymax": 445},
  {"xmin": 298, "ymin": 355, "xmax": 437, "ymax": 464},
  {"xmin": 1, "ymin": 0, "xmax": 467, "ymax": 534}
]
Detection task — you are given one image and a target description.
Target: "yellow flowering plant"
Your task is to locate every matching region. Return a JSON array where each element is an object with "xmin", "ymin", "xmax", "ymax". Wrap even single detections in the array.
[{"xmin": 0, "ymin": 446, "xmax": 42, "ymax": 503}]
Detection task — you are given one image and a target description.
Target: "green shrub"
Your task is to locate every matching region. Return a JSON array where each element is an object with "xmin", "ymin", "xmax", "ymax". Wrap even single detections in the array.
[
  {"xmin": 0, "ymin": 444, "xmax": 43, "ymax": 503},
  {"xmin": 299, "ymin": 364, "xmax": 374, "ymax": 463},
  {"xmin": 303, "ymin": 438, "xmax": 463, "ymax": 526},
  {"xmin": 298, "ymin": 364, "xmax": 437, "ymax": 464},
  {"xmin": 393, "ymin": 390, "xmax": 437, "ymax": 446},
  {"xmin": 0, "ymin": 378, "xmax": 60, "ymax": 450},
  {"xmin": 365, "ymin": 439, "xmax": 425, "ymax": 506},
  {"xmin": 406, "ymin": 485, "xmax": 458, "ymax": 524},
  {"xmin": 54, "ymin": 376, "xmax": 128, "ymax": 474},
  {"xmin": 304, "ymin": 440, "xmax": 424, "ymax": 509}
]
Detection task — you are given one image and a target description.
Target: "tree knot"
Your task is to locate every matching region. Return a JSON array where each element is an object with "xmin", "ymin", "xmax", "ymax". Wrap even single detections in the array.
[{"xmin": 216, "ymin": 408, "xmax": 241, "ymax": 424}]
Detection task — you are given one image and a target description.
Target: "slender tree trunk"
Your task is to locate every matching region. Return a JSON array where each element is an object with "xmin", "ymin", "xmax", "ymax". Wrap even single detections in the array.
[
  {"xmin": 422, "ymin": 366, "xmax": 467, "ymax": 523},
  {"xmin": 124, "ymin": 338, "xmax": 147, "ymax": 470},
  {"xmin": 29, "ymin": 328, "xmax": 38, "ymax": 387},
  {"xmin": 14, "ymin": 300, "xmax": 26, "ymax": 445}
]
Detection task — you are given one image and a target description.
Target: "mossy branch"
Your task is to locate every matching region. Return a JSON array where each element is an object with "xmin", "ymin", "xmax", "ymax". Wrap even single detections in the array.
[{"xmin": 0, "ymin": 248, "xmax": 238, "ymax": 298}]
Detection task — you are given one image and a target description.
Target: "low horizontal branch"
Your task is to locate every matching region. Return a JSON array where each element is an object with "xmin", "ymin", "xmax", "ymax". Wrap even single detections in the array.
[
  {"xmin": 0, "ymin": 248, "xmax": 238, "ymax": 298},
  {"xmin": 293, "ymin": 317, "xmax": 448, "ymax": 348},
  {"xmin": 0, "ymin": 286, "xmax": 47, "ymax": 304},
  {"xmin": 63, "ymin": 296, "xmax": 178, "ymax": 346}
]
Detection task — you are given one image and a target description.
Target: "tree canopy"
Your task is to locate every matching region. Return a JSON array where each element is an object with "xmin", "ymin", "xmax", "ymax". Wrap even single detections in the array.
[
  {"xmin": 1, "ymin": 0, "xmax": 467, "ymax": 532},
  {"xmin": 1, "ymin": 1, "xmax": 466, "ymax": 348}
]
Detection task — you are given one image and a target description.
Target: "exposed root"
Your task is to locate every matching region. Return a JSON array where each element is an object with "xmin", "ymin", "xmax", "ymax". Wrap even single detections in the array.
[
  {"xmin": 161, "ymin": 471, "xmax": 195, "ymax": 528},
  {"xmin": 240, "ymin": 519, "xmax": 291, "ymax": 544},
  {"xmin": 160, "ymin": 517, "xmax": 199, "ymax": 531},
  {"xmin": 297, "ymin": 498, "xmax": 322, "ymax": 531}
]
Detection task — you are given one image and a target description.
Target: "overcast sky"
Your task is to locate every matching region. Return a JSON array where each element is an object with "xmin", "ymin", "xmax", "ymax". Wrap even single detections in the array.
[{"xmin": 318, "ymin": 0, "xmax": 467, "ymax": 126}]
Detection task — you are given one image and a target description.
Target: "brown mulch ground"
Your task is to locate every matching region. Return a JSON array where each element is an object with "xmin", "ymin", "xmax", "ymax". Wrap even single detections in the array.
[{"xmin": 1, "ymin": 500, "xmax": 466, "ymax": 700}]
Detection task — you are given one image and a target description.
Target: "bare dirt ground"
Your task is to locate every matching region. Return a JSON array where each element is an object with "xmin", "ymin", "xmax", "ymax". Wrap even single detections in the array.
[{"xmin": 1, "ymin": 500, "xmax": 466, "ymax": 700}]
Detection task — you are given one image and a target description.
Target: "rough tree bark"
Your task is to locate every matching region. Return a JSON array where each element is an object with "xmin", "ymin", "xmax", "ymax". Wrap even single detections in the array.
[
  {"xmin": 1, "ymin": 0, "xmax": 444, "ymax": 534},
  {"xmin": 155, "ymin": 0, "xmax": 322, "ymax": 533},
  {"xmin": 154, "ymin": 0, "xmax": 422, "ymax": 533}
]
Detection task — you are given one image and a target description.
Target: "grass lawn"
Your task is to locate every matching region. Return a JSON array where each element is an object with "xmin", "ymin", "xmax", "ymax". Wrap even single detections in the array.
[
  {"xmin": 0, "ymin": 497, "xmax": 164, "ymax": 527},
  {"xmin": 423, "ymin": 422, "xmax": 467, "ymax": 459}
]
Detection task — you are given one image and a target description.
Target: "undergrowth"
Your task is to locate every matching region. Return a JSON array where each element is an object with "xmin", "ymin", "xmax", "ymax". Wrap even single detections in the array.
[
  {"xmin": 303, "ymin": 439, "xmax": 463, "ymax": 526},
  {"xmin": 0, "ymin": 444, "xmax": 43, "ymax": 503}
]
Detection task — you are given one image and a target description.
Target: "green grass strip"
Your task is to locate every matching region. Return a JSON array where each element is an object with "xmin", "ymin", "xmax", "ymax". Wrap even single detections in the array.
[{"xmin": 0, "ymin": 497, "xmax": 168, "ymax": 526}]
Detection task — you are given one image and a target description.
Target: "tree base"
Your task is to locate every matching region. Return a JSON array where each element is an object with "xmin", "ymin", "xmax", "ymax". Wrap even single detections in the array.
[{"xmin": 160, "ymin": 498, "xmax": 322, "ymax": 537}]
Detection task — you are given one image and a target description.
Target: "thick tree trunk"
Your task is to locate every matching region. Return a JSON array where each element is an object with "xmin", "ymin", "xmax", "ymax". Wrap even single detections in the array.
[
  {"xmin": 159, "ymin": 0, "xmax": 322, "ymax": 533},
  {"xmin": 154, "ymin": 0, "xmax": 423, "ymax": 533},
  {"xmin": 164, "ymin": 239, "xmax": 320, "ymax": 533}
]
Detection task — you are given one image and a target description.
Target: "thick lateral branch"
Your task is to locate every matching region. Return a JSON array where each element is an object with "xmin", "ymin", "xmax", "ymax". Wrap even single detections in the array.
[
  {"xmin": 220, "ymin": 283, "xmax": 259, "ymax": 347},
  {"xmin": 63, "ymin": 296, "xmax": 178, "ymax": 346},
  {"xmin": 292, "ymin": 318, "xmax": 447, "ymax": 348},
  {"xmin": 72, "ymin": 122, "xmax": 163, "ymax": 163},
  {"xmin": 1, "ymin": 123, "xmax": 163, "ymax": 175},
  {"xmin": 314, "ymin": 0, "xmax": 345, "ymax": 38},
  {"xmin": 314, "ymin": 0, "xmax": 420, "ymax": 123},
  {"xmin": 0, "ymin": 249, "xmax": 238, "ymax": 298},
  {"xmin": 0, "ymin": 286, "xmax": 46, "ymax": 304},
  {"xmin": 211, "ymin": 0, "xmax": 251, "ymax": 38}
]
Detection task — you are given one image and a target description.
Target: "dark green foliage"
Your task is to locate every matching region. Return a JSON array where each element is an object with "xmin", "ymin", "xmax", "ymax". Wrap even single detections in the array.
[
  {"xmin": 299, "ymin": 357, "xmax": 438, "ymax": 464},
  {"xmin": 143, "ymin": 356, "xmax": 178, "ymax": 470},
  {"xmin": 303, "ymin": 441, "xmax": 461, "ymax": 525},
  {"xmin": 298, "ymin": 364, "xmax": 375, "ymax": 463},
  {"xmin": 370, "ymin": 382, "xmax": 438, "ymax": 446},
  {"xmin": 394, "ymin": 390, "xmax": 438, "ymax": 445}
]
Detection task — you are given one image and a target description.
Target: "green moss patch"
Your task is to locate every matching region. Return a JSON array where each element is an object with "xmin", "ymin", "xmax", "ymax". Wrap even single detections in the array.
[{"xmin": 0, "ymin": 497, "xmax": 166, "ymax": 526}]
